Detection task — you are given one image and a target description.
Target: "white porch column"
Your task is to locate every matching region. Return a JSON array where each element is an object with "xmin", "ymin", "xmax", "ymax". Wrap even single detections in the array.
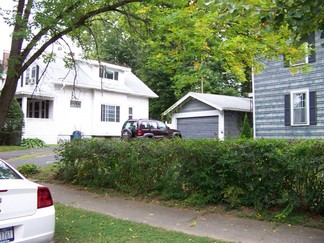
[
  {"xmin": 20, "ymin": 97, "xmax": 27, "ymax": 136},
  {"xmin": 21, "ymin": 97, "xmax": 27, "ymax": 117}
]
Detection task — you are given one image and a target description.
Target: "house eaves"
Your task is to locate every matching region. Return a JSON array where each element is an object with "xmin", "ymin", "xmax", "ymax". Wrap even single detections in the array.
[
  {"xmin": 15, "ymin": 90, "xmax": 55, "ymax": 99},
  {"xmin": 163, "ymin": 92, "xmax": 252, "ymax": 116},
  {"xmin": 51, "ymin": 80, "xmax": 158, "ymax": 98},
  {"xmin": 40, "ymin": 57, "xmax": 158, "ymax": 99}
]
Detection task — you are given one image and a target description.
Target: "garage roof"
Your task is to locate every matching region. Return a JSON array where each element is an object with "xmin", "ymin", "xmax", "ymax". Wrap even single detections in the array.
[{"xmin": 163, "ymin": 92, "xmax": 252, "ymax": 116}]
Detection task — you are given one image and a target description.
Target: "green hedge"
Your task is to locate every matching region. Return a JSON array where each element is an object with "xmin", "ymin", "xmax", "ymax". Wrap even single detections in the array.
[{"xmin": 55, "ymin": 138, "xmax": 324, "ymax": 213}]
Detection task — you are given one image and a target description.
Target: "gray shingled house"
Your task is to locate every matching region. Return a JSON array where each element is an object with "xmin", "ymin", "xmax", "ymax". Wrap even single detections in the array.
[
  {"xmin": 163, "ymin": 92, "xmax": 252, "ymax": 139},
  {"xmin": 253, "ymin": 32, "xmax": 324, "ymax": 139}
]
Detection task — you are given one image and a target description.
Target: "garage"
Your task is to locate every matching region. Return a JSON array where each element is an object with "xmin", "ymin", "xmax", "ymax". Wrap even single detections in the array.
[
  {"xmin": 164, "ymin": 92, "xmax": 251, "ymax": 139},
  {"xmin": 177, "ymin": 116, "xmax": 219, "ymax": 139}
]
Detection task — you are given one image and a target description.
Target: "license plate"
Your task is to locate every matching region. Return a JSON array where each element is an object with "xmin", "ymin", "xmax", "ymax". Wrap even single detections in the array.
[{"xmin": 0, "ymin": 227, "xmax": 14, "ymax": 242}]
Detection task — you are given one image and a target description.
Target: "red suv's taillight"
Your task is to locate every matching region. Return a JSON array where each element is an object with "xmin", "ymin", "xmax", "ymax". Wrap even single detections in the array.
[
  {"xmin": 137, "ymin": 129, "xmax": 143, "ymax": 136},
  {"xmin": 37, "ymin": 186, "xmax": 53, "ymax": 209}
]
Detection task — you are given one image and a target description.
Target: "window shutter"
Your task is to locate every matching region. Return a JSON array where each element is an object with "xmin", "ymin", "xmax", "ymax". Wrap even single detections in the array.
[
  {"xmin": 114, "ymin": 71, "xmax": 119, "ymax": 80},
  {"xmin": 116, "ymin": 106, "xmax": 120, "ymax": 122},
  {"xmin": 283, "ymin": 55, "xmax": 289, "ymax": 68},
  {"xmin": 284, "ymin": 94, "xmax": 291, "ymax": 126},
  {"xmin": 101, "ymin": 104, "xmax": 105, "ymax": 121},
  {"xmin": 21, "ymin": 73, "xmax": 24, "ymax": 87},
  {"xmin": 36, "ymin": 65, "xmax": 40, "ymax": 84},
  {"xmin": 99, "ymin": 65, "xmax": 103, "ymax": 78},
  {"xmin": 307, "ymin": 32, "xmax": 316, "ymax": 63},
  {"xmin": 309, "ymin": 91, "xmax": 317, "ymax": 125}
]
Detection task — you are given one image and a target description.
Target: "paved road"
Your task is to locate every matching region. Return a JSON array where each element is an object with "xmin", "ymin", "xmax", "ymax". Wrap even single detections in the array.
[{"xmin": 0, "ymin": 147, "xmax": 58, "ymax": 167}]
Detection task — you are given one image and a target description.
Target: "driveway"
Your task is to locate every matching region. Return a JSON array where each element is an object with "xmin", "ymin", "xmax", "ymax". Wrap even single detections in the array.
[{"xmin": 0, "ymin": 147, "xmax": 58, "ymax": 167}]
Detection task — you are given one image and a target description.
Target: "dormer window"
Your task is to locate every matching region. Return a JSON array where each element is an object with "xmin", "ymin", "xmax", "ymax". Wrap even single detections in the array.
[
  {"xmin": 99, "ymin": 65, "xmax": 119, "ymax": 81},
  {"xmin": 22, "ymin": 65, "xmax": 39, "ymax": 86},
  {"xmin": 284, "ymin": 32, "xmax": 316, "ymax": 67}
]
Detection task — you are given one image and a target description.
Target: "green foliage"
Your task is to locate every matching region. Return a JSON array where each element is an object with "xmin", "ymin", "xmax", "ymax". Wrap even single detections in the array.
[
  {"xmin": 239, "ymin": 113, "xmax": 253, "ymax": 139},
  {"xmin": 21, "ymin": 138, "xmax": 47, "ymax": 148},
  {"xmin": 17, "ymin": 163, "xmax": 40, "ymax": 177},
  {"xmin": 275, "ymin": 203, "xmax": 294, "ymax": 221},
  {"xmin": 55, "ymin": 138, "xmax": 324, "ymax": 213},
  {"xmin": 1, "ymin": 98, "xmax": 24, "ymax": 132},
  {"xmin": 0, "ymin": 98, "xmax": 24, "ymax": 145}
]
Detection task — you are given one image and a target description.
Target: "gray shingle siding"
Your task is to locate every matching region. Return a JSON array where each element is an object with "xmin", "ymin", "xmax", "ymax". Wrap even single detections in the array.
[
  {"xmin": 224, "ymin": 111, "xmax": 243, "ymax": 138},
  {"xmin": 254, "ymin": 32, "xmax": 324, "ymax": 139},
  {"xmin": 178, "ymin": 99, "xmax": 214, "ymax": 113}
]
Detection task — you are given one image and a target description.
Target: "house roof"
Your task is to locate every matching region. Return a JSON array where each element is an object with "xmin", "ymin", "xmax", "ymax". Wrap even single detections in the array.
[
  {"xmin": 163, "ymin": 92, "xmax": 252, "ymax": 116},
  {"xmin": 36, "ymin": 57, "xmax": 158, "ymax": 98}
]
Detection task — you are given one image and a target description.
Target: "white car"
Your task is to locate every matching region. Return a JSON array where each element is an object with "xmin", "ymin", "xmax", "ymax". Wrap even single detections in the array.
[{"xmin": 0, "ymin": 159, "xmax": 55, "ymax": 242}]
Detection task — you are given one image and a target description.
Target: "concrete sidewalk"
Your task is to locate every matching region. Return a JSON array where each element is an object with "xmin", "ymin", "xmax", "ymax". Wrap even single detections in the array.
[{"xmin": 44, "ymin": 183, "xmax": 324, "ymax": 243}]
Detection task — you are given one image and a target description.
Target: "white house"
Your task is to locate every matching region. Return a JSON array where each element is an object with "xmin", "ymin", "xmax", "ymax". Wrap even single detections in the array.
[
  {"xmin": 163, "ymin": 92, "xmax": 252, "ymax": 140},
  {"xmin": 4, "ymin": 54, "xmax": 157, "ymax": 144}
]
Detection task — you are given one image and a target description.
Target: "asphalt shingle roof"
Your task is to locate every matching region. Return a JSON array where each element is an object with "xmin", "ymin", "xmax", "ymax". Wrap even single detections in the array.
[{"xmin": 163, "ymin": 92, "xmax": 252, "ymax": 116}]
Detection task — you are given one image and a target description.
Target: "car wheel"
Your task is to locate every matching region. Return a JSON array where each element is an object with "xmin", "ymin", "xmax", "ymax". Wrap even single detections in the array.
[{"xmin": 121, "ymin": 128, "xmax": 133, "ymax": 141}]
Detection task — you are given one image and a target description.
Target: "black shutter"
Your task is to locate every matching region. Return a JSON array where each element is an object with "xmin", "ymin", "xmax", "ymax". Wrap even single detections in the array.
[
  {"xmin": 309, "ymin": 91, "xmax": 317, "ymax": 125},
  {"xmin": 99, "ymin": 65, "xmax": 103, "ymax": 78},
  {"xmin": 283, "ymin": 55, "xmax": 289, "ymax": 67},
  {"xmin": 284, "ymin": 94, "xmax": 291, "ymax": 126},
  {"xmin": 114, "ymin": 71, "xmax": 119, "ymax": 80},
  {"xmin": 307, "ymin": 32, "xmax": 316, "ymax": 63},
  {"xmin": 21, "ymin": 73, "xmax": 24, "ymax": 87},
  {"xmin": 101, "ymin": 104, "xmax": 105, "ymax": 121},
  {"xmin": 36, "ymin": 65, "xmax": 40, "ymax": 84}
]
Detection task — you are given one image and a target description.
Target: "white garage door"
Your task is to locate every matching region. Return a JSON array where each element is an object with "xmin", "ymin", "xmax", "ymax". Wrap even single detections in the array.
[{"xmin": 177, "ymin": 116, "xmax": 219, "ymax": 139}]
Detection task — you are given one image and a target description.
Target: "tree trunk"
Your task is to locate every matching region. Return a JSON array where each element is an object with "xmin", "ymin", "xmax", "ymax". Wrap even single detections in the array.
[
  {"xmin": 0, "ymin": 0, "xmax": 28, "ymax": 131},
  {"xmin": 0, "ymin": 71, "xmax": 21, "ymax": 131}
]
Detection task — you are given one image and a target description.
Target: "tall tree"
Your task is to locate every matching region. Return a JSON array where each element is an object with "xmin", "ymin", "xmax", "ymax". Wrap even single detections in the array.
[
  {"xmin": 0, "ymin": 0, "xmax": 154, "ymax": 131},
  {"xmin": 2, "ymin": 0, "xmax": 322, "ymax": 128},
  {"xmin": 80, "ymin": 0, "xmax": 321, "ymax": 117}
]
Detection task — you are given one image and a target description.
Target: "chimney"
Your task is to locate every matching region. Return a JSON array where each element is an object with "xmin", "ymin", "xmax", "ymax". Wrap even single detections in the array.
[{"xmin": 2, "ymin": 51, "xmax": 10, "ymax": 72}]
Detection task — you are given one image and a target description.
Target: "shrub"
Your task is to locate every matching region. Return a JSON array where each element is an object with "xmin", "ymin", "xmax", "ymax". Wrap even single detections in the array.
[
  {"xmin": 21, "ymin": 138, "xmax": 47, "ymax": 148},
  {"xmin": 17, "ymin": 163, "xmax": 40, "ymax": 177},
  {"xmin": 55, "ymin": 138, "xmax": 324, "ymax": 213},
  {"xmin": 239, "ymin": 113, "xmax": 253, "ymax": 139},
  {"xmin": 0, "ymin": 98, "xmax": 24, "ymax": 146}
]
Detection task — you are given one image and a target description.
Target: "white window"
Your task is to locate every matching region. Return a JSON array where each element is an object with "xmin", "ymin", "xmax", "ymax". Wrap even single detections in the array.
[
  {"xmin": 70, "ymin": 100, "xmax": 81, "ymax": 108},
  {"xmin": 101, "ymin": 105, "xmax": 120, "ymax": 122},
  {"xmin": 290, "ymin": 45, "xmax": 309, "ymax": 67},
  {"xmin": 284, "ymin": 32, "xmax": 316, "ymax": 67},
  {"xmin": 291, "ymin": 90, "xmax": 309, "ymax": 125},
  {"xmin": 99, "ymin": 65, "xmax": 119, "ymax": 80},
  {"xmin": 23, "ymin": 65, "xmax": 39, "ymax": 85},
  {"xmin": 27, "ymin": 99, "xmax": 50, "ymax": 118},
  {"xmin": 25, "ymin": 68, "xmax": 30, "ymax": 85},
  {"xmin": 128, "ymin": 107, "xmax": 133, "ymax": 119}
]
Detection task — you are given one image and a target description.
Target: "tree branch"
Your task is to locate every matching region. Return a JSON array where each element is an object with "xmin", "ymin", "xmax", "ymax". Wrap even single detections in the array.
[{"xmin": 20, "ymin": 0, "xmax": 142, "ymax": 75}]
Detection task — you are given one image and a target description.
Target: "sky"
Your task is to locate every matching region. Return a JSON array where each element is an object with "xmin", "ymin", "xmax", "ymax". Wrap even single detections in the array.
[
  {"xmin": 0, "ymin": 0, "xmax": 83, "ymax": 62},
  {"xmin": 0, "ymin": 0, "xmax": 14, "ymax": 56}
]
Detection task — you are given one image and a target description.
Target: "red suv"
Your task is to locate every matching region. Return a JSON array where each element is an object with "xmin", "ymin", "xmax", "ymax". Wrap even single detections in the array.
[{"xmin": 121, "ymin": 119, "xmax": 182, "ymax": 140}]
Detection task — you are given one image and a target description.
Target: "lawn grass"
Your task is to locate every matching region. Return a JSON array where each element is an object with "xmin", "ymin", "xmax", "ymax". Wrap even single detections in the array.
[
  {"xmin": 0, "ymin": 144, "xmax": 57, "ymax": 152},
  {"xmin": 0, "ymin": 145, "xmax": 26, "ymax": 152},
  {"xmin": 54, "ymin": 203, "xmax": 226, "ymax": 243}
]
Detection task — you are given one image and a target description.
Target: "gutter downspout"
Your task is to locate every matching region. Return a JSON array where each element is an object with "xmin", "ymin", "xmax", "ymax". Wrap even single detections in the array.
[{"xmin": 252, "ymin": 68, "xmax": 256, "ymax": 139}]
